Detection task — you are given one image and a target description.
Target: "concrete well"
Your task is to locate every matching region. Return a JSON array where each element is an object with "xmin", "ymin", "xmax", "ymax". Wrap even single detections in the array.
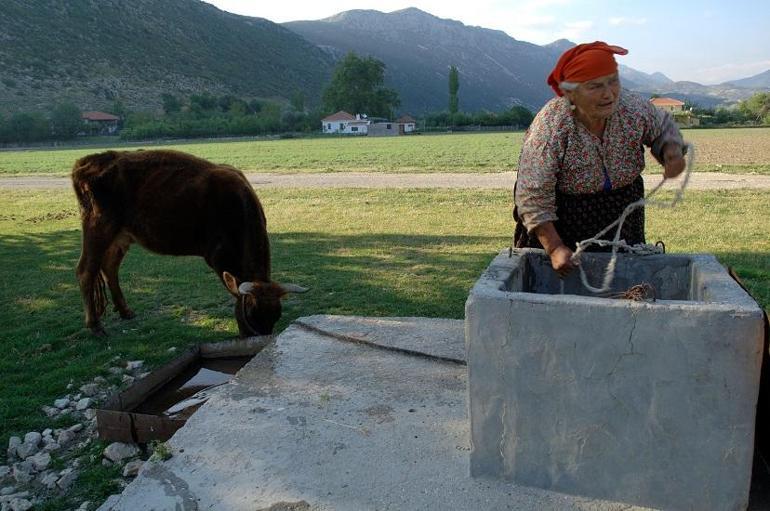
[{"xmin": 465, "ymin": 248, "xmax": 765, "ymax": 511}]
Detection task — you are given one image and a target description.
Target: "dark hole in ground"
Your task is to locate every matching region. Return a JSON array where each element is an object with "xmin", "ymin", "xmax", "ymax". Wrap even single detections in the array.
[{"xmin": 133, "ymin": 356, "xmax": 252, "ymax": 419}]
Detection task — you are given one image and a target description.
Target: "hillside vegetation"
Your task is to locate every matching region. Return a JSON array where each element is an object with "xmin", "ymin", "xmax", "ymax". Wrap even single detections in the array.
[{"xmin": 0, "ymin": 0, "xmax": 334, "ymax": 114}]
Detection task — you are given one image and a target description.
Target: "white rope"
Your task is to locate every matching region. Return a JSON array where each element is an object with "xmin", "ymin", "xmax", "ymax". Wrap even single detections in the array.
[{"xmin": 571, "ymin": 142, "xmax": 695, "ymax": 294}]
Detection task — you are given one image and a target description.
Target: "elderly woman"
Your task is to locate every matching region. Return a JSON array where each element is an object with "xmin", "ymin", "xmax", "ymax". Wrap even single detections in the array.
[{"xmin": 513, "ymin": 41, "xmax": 686, "ymax": 276}]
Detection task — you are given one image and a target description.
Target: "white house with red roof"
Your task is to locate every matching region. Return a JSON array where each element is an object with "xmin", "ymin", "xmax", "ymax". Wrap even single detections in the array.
[
  {"xmin": 81, "ymin": 111, "xmax": 120, "ymax": 134},
  {"xmin": 649, "ymin": 97, "xmax": 685, "ymax": 112},
  {"xmin": 321, "ymin": 111, "xmax": 369, "ymax": 134},
  {"xmin": 649, "ymin": 97, "xmax": 699, "ymax": 127}
]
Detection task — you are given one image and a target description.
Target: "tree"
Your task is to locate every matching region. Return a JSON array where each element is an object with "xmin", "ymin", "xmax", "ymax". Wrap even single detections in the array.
[
  {"xmin": 738, "ymin": 92, "xmax": 770, "ymax": 124},
  {"xmin": 50, "ymin": 102, "xmax": 83, "ymax": 139},
  {"xmin": 161, "ymin": 93, "xmax": 182, "ymax": 115},
  {"xmin": 448, "ymin": 65, "xmax": 459, "ymax": 114},
  {"xmin": 290, "ymin": 90, "xmax": 305, "ymax": 113},
  {"xmin": 8, "ymin": 112, "xmax": 49, "ymax": 142},
  {"xmin": 508, "ymin": 105, "xmax": 534, "ymax": 128},
  {"xmin": 322, "ymin": 52, "xmax": 400, "ymax": 118}
]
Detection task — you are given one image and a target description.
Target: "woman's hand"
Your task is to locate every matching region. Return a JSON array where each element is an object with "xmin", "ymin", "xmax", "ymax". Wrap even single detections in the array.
[
  {"xmin": 534, "ymin": 222, "xmax": 578, "ymax": 277},
  {"xmin": 549, "ymin": 244, "xmax": 577, "ymax": 277},
  {"xmin": 663, "ymin": 143, "xmax": 686, "ymax": 179}
]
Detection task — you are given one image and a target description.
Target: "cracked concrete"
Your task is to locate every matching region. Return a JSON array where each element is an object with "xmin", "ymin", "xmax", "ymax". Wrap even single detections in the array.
[{"xmin": 99, "ymin": 315, "xmax": 650, "ymax": 511}]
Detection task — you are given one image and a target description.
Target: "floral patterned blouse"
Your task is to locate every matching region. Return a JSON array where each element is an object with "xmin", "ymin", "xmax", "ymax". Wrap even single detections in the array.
[{"xmin": 514, "ymin": 90, "xmax": 683, "ymax": 232}]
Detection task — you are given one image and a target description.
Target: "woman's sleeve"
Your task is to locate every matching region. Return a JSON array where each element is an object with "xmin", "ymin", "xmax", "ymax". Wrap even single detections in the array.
[
  {"xmin": 514, "ymin": 112, "xmax": 564, "ymax": 233},
  {"xmin": 641, "ymin": 99, "xmax": 684, "ymax": 165}
]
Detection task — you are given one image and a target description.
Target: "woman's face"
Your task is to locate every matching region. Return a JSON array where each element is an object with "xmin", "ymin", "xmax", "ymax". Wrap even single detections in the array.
[{"xmin": 565, "ymin": 72, "xmax": 621, "ymax": 121}]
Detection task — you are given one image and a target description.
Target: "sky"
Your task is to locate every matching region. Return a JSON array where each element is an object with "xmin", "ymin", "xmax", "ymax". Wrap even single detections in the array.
[{"xmin": 203, "ymin": 0, "xmax": 770, "ymax": 85}]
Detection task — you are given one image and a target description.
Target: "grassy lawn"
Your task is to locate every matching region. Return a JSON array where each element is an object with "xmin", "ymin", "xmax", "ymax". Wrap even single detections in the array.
[
  {"xmin": 0, "ymin": 127, "xmax": 769, "ymax": 176},
  {"xmin": 1, "ymin": 187, "xmax": 768, "ymax": 508}
]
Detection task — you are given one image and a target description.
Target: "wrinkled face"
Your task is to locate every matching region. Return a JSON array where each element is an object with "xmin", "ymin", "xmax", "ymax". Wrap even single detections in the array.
[
  {"xmin": 234, "ymin": 284, "xmax": 284, "ymax": 337},
  {"xmin": 565, "ymin": 72, "xmax": 621, "ymax": 121}
]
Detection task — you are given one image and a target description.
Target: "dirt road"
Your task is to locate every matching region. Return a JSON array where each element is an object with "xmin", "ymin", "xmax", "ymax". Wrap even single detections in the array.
[{"xmin": 2, "ymin": 172, "xmax": 770, "ymax": 190}]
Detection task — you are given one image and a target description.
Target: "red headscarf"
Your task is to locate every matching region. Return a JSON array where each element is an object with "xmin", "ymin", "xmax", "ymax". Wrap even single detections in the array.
[{"xmin": 547, "ymin": 41, "xmax": 628, "ymax": 96}]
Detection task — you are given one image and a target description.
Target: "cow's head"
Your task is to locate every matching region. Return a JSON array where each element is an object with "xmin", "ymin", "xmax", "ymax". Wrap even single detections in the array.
[{"xmin": 222, "ymin": 271, "xmax": 308, "ymax": 337}]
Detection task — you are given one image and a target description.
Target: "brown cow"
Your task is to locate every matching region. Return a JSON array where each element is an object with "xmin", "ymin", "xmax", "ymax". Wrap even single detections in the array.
[{"xmin": 71, "ymin": 149, "xmax": 306, "ymax": 337}]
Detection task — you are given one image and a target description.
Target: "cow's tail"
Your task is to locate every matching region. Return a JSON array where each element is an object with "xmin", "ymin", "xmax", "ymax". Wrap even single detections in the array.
[
  {"xmin": 92, "ymin": 271, "xmax": 108, "ymax": 320},
  {"xmin": 71, "ymin": 152, "xmax": 118, "ymax": 319}
]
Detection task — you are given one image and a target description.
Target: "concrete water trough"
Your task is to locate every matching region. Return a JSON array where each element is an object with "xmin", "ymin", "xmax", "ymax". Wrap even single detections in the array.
[
  {"xmin": 465, "ymin": 248, "xmax": 765, "ymax": 511},
  {"xmin": 96, "ymin": 336, "xmax": 272, "ymax": 444}
]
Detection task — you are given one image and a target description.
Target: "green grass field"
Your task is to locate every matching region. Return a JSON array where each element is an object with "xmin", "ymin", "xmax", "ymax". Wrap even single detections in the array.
[
  {"xmin": 0, "ymin": 127, "xmax": 769, "ymax": 176},
  {"xmin": 1, "ymin": 186, "xmax": 768, "ymax": 509}
]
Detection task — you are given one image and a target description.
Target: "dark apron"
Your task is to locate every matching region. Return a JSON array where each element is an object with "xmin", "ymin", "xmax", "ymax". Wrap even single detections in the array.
[{"xmin": 513, "ymin": 175, "xmax": 645, "ymax": 251}]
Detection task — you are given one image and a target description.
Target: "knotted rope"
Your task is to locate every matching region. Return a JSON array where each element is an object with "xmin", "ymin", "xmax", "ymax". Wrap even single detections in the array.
[{"xmin": 571, "ymin": 142, "xmax": 694, "ymax": 294}]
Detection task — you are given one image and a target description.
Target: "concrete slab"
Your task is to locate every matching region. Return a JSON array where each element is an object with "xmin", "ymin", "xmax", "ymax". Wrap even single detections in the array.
[{"xmin": 99, "ymin": 315, "xmax": 650, "ymax": 511}]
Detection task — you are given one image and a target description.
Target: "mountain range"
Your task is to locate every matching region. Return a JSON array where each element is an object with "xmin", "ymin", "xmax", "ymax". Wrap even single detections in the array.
[
  {"xmin": 0, "ymin": 0, "xmax": 334, "ymax": 113},
  {"xmin": 0, "ymin": 1, "xmax": 767, "ymax": 116},
  {"xmin": 285, "ymin": 8, "xmax": 768, "ymax": 112}
]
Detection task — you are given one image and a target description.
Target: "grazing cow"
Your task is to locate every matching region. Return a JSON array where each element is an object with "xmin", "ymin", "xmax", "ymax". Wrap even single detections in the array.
[{"xmin": 71, "ymin": 149, "xmax": 306, "ymax": 337}]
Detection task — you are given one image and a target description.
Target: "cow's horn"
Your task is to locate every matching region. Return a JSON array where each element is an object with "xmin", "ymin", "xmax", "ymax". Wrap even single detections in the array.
[
  {"xmin": 238, "ymin": 282, "xmax": 255, "ymax": 295},
  {"xmin": 281, "ymin": 283, "xmax": 309, "ymax": 294}
]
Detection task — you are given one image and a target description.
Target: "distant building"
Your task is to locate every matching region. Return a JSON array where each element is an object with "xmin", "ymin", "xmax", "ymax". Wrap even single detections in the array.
[
  {"xmin": 321, "ymin": 111, "xmax": 369, "ymax": 134},
  {"xmin": 649, "ymin": 97, "xmax": 685, "ymax": 112},
  {"xmin": 649, "ymin": 97, "xmax": 699, "ymax": 127},
  {"xmin": 321, "ymin": 111, "xmax": 418, "ymax": 136},
  {"xmin": 396, "ymin": 114, "xmax": 417, "ymax": 134},
  {"xmin": 81, "ymin": 111, "xmax": 120, "ymax": 135}
]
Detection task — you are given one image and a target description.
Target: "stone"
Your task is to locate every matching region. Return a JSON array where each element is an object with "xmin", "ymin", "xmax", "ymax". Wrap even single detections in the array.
[
  {"xmin": 0, "ymin": 466, "xmax": 9, "ymax": 478},
  {"xmin": 56, "ymin": 468, "xmax": 78, "ymax": 489},
  {"xmin": 14, "ymin": 443, "xmax": 38, "ymax": 461},
  {"xmin": 136, "ymin": 372, "xmax": 150, "ymax": 380},
  {"xmin": 54, "ymin": 398, "xmax": 69, "ymax": 409},
  {"xmin": 21, "ymin": 433, "xmax": 40, "ymax": 447},
  {"xmin": 94, "ymin": 376, "xmax": 107, "ymax": 384},
  {"xmin": 108, "ymin": 367, "xmax": 123, "ymax": 375},
  {"xmin": 57, "ymin": 430, "xmax": 75, "ymax": 446},
  {"xmin": 80, "ymin": 383, "xmax": 100, "ymax": 397},
  {"xmin": 6, "ymin": 437, "xmax": 21, "ymax": 460},
  {"xmin": 11, "ymin": 465, "xmax": 32, "ymax": 484},
  {"xmin": 28, "ymin": 452, "xmax": 51, "ymax": 472},
  {"xmin": 68, "ymin": 423, "xmax": 84, "ymax": 433},
  {"xmin": 122, "ymin": 460, "xmax": 144, "ymax": 478},
  {"xmin": 8, "ymin": 498, "xmax": 33, "ymax": 511},
  {"xmin": 42, "ymin": 442, "xmax": 61, "ymax": 453},
  {"xmin": 41, "ymin": 406, "xmax": 59, "ymax": 418},
  {"xmin": 101, "ymin": 459, "xmax": 112, "ymax": 467},
  {"xmin": 77, "ymin": 501, "xmax": 92, "ymax": 511},
  {"xmin": 103, "ymin": 443, "xmax": 139, "ymax": 463},
  {"xmin": 0, "ymin": 487, "xmax": 15, "ymax": 496},
  {"xmin": 76, "ymin": 398, "xmax": 93, "ymax": 411},
  {"xmin": 39, "ymin": 471, "xmax": 59, "ymax": 489},
  {"xmin": 126, "ymin": 360, "xmax": 144, "ymax": 371},
  {"xmin": 465, "ymin": 249, "xmax": 766, "ymax": 511},
  {"xmin": 41, "ymin": 429, "xmax": 52, "ymax": 437},
  {"xmin": 121, "ymin": 375, "xmax": 135, "ymax": 385},
  {"xmin": 83, "ymin": 409, "xmax": 97, "ymax": 420}
]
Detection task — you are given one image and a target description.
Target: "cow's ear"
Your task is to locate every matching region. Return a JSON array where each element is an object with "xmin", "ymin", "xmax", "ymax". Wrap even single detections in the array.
[{"xmin": 222, "ymin": 271, "xmax": 240, "ymax": 296}]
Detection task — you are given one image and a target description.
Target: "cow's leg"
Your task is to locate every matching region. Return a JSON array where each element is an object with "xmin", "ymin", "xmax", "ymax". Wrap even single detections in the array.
[
  {"xmin": 101, "ymin": 232, "xmax": 134, "ymax": 320},
  {"xmin": 76, "ymin": 217, "xmax": 119, "ymax": 336}
]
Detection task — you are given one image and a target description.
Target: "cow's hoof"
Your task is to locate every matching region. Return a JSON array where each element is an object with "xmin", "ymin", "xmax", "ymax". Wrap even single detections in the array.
[
  {"xmin": 89, "ymin": 325, "xmax": 108, "ymax": 337},
  {"xmin": 118, "ymin": 308, "xmax": 136, "ymax": 320}
]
